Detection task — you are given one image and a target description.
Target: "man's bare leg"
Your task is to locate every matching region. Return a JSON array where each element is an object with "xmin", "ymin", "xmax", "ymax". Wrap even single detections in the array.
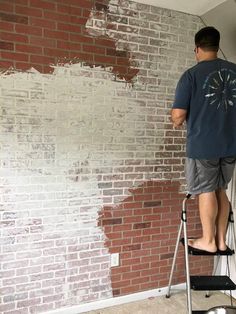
[
  {"xmin": 215, "ymin": 188, "xmax": 229, "ymax": 251},
  {"xmin": 188, "ymin": 191, "xmax": 218, "ymax": 252}
]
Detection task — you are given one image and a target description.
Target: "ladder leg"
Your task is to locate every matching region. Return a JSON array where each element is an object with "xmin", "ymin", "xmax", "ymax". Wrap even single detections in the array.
[
  {"xmin": 225, "ymin": 255, "xmax": 234, "ymax": 306},
  {"xmin": 182, "ymin": 195, "xmax": 192, "ymax": 314},
  {"xmin": 227, "ymin": 209, "xmax": 235, "ymax": 307},
  {"xmin": 166, "ymin": 194, "xmax": 192, "ymax": 314},
  {"xmin": 229, "ymin": 207, "xmax": 236, "ymax": 250},
  {"xmin": 166, "ymin": 220, "xmax": 183, "ymax": 298}
]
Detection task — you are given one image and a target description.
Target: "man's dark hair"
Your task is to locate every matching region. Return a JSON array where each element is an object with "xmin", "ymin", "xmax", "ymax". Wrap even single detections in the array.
[{"xmin": 195, "ymin": 26, "xmax": 220, "ymax": 51}]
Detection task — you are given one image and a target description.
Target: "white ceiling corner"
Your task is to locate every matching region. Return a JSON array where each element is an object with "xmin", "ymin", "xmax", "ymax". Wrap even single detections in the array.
[{"xmin": 133, "ymin": 0, "xmax": 228, "ymax": 15}]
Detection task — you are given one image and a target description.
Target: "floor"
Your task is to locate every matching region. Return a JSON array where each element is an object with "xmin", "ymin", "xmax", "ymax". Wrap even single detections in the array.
[{"xmin": 85, "ymin": 291, "xmax": 236, "ymax": 314}]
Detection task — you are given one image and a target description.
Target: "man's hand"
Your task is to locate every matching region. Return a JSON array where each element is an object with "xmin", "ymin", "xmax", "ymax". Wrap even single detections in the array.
[{"xmin": 170, "ymin": 108, "xmax": 187, "ymax": 128}]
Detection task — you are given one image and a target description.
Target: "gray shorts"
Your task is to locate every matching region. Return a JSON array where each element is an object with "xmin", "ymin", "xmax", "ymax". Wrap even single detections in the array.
[{"xmin": 185, "ymin": 157, "xmax": 236, "ymax": 195}]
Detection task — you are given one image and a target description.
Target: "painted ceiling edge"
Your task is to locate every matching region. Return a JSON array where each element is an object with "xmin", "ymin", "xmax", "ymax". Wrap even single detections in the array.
[{"xmin": 131, "ymin": 0, "xmax": 229, "ymax": 16}]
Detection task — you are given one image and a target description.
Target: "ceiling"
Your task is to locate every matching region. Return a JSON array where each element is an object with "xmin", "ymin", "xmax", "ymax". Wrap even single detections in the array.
[{"xmin": 133, "ymin": 0, "xmax": 228, "ymax": 15}]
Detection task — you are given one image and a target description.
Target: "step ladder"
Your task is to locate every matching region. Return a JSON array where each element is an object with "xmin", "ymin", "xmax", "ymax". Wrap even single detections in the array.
[{"xmin": 166, "ymin": 194, "xmax": 236, "ymax": 314}]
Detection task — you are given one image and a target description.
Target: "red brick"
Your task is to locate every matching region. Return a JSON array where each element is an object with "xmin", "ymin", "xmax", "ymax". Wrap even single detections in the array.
[
  {"xmin": 94, "ymin": 54, "xmax": 117, "ymax": 65},
  {"xmin": 0, "ymin": 21, "xmax": 14, "ymax": 31},
  {"xmin": 111, "ymin": 238, "xmax": 131, "ymax": 247},
  {"xmin": 15, "ymin": 24, "xmax": 43, "ymax": 36},
  {"xmin": 132, "ymin": 276, "xmax": 149, "ymax": 285},
  {"xmin": 117, "ymin": 56, "xmax": 131, "ymax": 66},
  {"xmin": 44, "ymin": 29, "xmax": 69, "ymax": 41},
  {"xmin": 57, "ymin": 23, "xmax": 81, "ymax": 33},
  {"xmin": 16, "ymin": 62, "xmax": 42, "ymax": 72},
  {"xmin": 30, "ymin": 54, "xmax": 54, "ymax": 64},
  {"xmin": 58, "ymin": 6, "xmax": 82, "ymax": 16},
  {"xmin": 57, "ymin": 0, "xmax": 92, "ymax": 8},
  {"xmin": 122, "ymin": 270, "xmax": 140, "ymax": 279},
  {"xmin": 0, "ymin": 2, "xmax": 14, "ymax": 12},
  {"xmin": 112, "ymin": 223, "xmax": 131, "ymax": 231},
  {"xmin": 141, "ymin": 267, "xmax": 159, "ymax": 277},
  {"xmin": 30, "ymin": 0, "xmax": 56, "ymax": 10},
  {"xmin": 132, "ymin": 236, "xmax": 151, "ymax": 244},
  {"xmin": 30, "ymin": 17, "xmax": 56, "ymax": 29},
  {"xmin": 83, "ymin": 45, "xmax": 106, "ymax": 55},
  {"xmin": 112, "ymin": 280, "xmax": 131, "ymax": 289},
  {"xmin": 69, "ymin": 51, "xmax": 94, "ymax": 63},
  {"xmin": 16, "ymin": 5, "xmax": 43, "ymax": 17},
  {"xmin": 16, "ymin": 44, "xmax": 42, "ymax": 54},
  {"xmin": 123, "ymin": 216, "xmax": 142, "ymax": 224},
  {"xmin": 0, "ymin": 60, "xmax": 13, "ymax": 69},
  {"xmin": 15, "ymin": 0, "xmax": 28, "ymax": 4},
  {"xmin": 70, "ymin": 33, "xmax": 94, "ymax": 44},
  {"xmin": 140, "ymin": 282, "xmax": 157, "ymax": 290},
  {"xmin": 112, "ymin": 209, "xmax": 132, "ymax": 217},
  {"xmin": 133, "ymin": 222, "xmax": 151, "ymax": 229},
  {"xmin": 70, "ymin": 16, "xmax": 88, "ymax": 25},
  {"xmin": 44, "ymin": 47, "xmax": 69, "ymax": 58},
  {"xmin": 101, "ymin": 218, "xmax": 122, "ymax": 226},
  {"xmin": 120, "ymin": 285, "xmax": 140, "ymax": 294},
  {"xmin": 122, "ymin": 258, "xmax": 141, "ymax": 266},
  {"xmin": 57, "ymin": 41, "xmax": 81, "ymax": 51},
  {"xmin": 123, "ymin": 202, "xmax": 142, "ymax": 209},
  {"xmin": 142, "ymin": 227, "xmax": 161, "ymax": 235},
  {"xmin": 143, "ymin": 214, "xmax": 161, "ymax": 221},
  {"xmin": 94, "ymin": 37, "xmax": 115, "ymax": 48},
  {"xmin": 30, "ymin": 36, "xmax": 56, "ymax": 48},
  {"xmin": 132, "ymin": 263, "xmax": 150, "ymax": 271},
  {"xmin": 120, "ymin": 252, "xmax": 132, "ymax": 260},
  {"xmin": 1, "ymin": 51, "xmax": 28, "ymax": 62},
  {"xmin": 0, "ymin": 12, "xmax": 28, "ymax": 24},
  {"xmin": 0, "ymin": 41, "xmax": 14, "ymax": 50},
  {"xmin": 0, "ymin": 32, "xmax": 28, "ymax": 43},
  {"xmin": 56, "ymin": 4, "xmax": 76, "ymax": 15},
  {"xmin": 43, "ymin": 10, "xmax": 70, "ymax": 22},
  {"xmin": 123, "ymin": 244, "xmax": 141, "ymax": 252}
]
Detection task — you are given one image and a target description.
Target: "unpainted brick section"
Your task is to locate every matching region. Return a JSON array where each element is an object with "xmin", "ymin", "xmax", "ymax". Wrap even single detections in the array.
[
  {"xmin": 99, "ymin": 181, "xmax": 213, "ymax": 296},
  {"xmin": 0, "ymin": 0, "xmax": 139, "ymax": 82}
]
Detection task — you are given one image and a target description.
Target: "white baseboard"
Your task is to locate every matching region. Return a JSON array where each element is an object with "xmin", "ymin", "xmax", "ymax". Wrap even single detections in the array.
[{"xmin": 46, "ymin": 283, "xmax": 186, "ymax": 314}]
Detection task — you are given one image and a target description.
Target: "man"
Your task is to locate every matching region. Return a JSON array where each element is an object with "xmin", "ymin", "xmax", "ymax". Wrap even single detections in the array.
[{"xmin": 171, "ymin": 26, "xmax": 236, "ymax": 254}]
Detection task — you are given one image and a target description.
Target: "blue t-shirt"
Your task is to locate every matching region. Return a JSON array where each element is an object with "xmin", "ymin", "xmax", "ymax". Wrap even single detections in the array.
[{"xmin": 172, "ymin": 58, "xmax": 236, "ymax": 159}]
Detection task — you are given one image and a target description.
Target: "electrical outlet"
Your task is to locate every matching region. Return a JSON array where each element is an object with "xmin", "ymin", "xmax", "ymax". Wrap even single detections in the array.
[{"xmin": 110, "ymin": 253, "xmax": 119, "ymax": 267}]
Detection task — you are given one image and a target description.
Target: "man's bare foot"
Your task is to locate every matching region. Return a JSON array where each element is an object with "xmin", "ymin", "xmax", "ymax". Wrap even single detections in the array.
[
  {"xmin": 188, "ymin": 238, "xmax": 217, "ymax": 253},
  {"xmin": 216, "ymin": 242, "xmax": 227, "ymax": 251}
]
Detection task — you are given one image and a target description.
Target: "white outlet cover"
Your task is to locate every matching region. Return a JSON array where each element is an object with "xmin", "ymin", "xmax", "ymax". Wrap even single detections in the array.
[{"xmin": 110, "ymin": 253, "xmax": 119, "ymax": 267}]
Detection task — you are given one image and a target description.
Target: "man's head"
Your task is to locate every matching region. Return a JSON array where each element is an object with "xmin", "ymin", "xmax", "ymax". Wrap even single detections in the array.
[{"xmin": 194, "ymin": 27, "xmax": 220, "ymax": 61}]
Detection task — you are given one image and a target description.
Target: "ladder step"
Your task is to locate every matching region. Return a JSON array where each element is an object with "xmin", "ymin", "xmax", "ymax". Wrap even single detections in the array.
[
  {"xmin": 190, "ymin": 276, "xmax": 236, "ymax": 291},
  {"xmin": 180, "ymin": 238, "xmax": 234, "ymax": 256}
]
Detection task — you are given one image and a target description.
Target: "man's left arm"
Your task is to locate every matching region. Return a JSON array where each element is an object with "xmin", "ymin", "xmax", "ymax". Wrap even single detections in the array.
[{"xmin": 171, "ymin": 108, "xmax": 187, "ymax": 128}]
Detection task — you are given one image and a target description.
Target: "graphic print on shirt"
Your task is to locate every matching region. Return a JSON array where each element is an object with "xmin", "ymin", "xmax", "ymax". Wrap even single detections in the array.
[{"xmin": 203, "ymin": 68, "xmax": 236, "ymax": 111}]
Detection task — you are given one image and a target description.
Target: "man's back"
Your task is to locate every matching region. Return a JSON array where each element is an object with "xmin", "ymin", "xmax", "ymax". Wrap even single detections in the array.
[{"xmin": 173, "ymin": 58, "xmax": 236, "ymax": 159}]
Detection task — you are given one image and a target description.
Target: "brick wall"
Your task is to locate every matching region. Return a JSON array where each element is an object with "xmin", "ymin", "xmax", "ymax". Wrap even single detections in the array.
[{"xmin": 0, "ymin": 1, "xmax": 213, "ymax": 313}]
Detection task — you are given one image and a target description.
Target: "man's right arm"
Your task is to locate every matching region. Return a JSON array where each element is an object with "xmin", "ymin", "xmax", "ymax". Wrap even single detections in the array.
[
  {"xmin": 172, "ymin": 71, "xmax": 191, "ymax": 127},
  {"xmin": 171, "ymin": 108, "xmax": 187, "ymax": 128}
]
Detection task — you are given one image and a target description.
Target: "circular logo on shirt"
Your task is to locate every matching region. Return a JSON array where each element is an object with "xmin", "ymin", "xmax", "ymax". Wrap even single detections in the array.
[{"xmin": 203, "ymin": 68, "xmax": 236, "ymax": 111}]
